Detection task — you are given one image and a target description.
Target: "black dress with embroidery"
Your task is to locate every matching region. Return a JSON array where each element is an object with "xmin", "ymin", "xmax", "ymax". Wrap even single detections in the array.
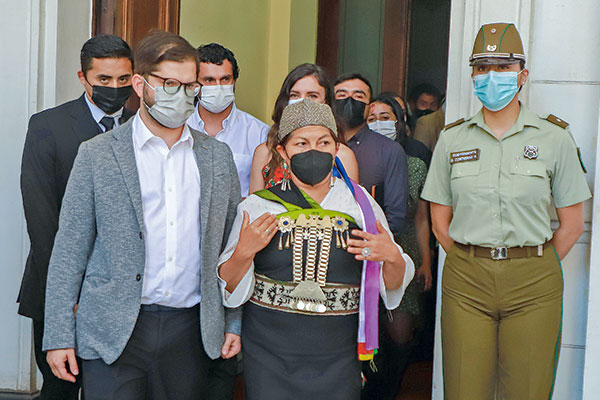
[{"xmin": 242, "ymin": 184, "xmax": 365, "ymax": 400}]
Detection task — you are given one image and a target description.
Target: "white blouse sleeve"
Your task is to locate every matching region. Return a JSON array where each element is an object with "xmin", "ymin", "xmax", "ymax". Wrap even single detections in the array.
[
  {"xmin": 359, "ymin": 185, "xmax": 415, "ymax": 310},
  {"xmin": 217, "ymin": 201, "xmax": 256, "ymax": 308}
]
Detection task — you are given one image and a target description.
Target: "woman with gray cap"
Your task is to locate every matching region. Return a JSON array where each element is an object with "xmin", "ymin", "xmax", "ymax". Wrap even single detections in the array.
[{"xmin": 216, "ymin": 99, "xmax": 414, "ymax": 399}]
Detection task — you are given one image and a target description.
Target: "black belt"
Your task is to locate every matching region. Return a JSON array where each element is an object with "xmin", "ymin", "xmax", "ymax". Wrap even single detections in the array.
[{"xmin": 454, "ymin": 242, "xmax": 550, "ymax": 260}]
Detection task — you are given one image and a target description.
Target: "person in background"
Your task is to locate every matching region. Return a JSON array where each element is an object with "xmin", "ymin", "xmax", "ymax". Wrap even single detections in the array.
[
  {"xmin": 187, "ymin": 43, "xmax": 268, "ymax": 197},
  {"xmin": 413, "ymin": 106, "xmax": 446, "ymax": 152},
  {"xmin": 249, "ymin": 63, "xmax": 358, "ymax": 194},
  {"xmin": 333, "ymin": 73, "xmax": 409, "ymax": 233},
  {"xmin": 44, "ymin": 31, "xmax": 242, "ymax": 399},
  {"xmin": 422, "ymin": 22, "xmax": 591, "ymax": 399},
  {"xmin": 408, "ymin": 83, "xmax": 442, "ymax": 129},
  {"xmin": 367, "ymin": 93, "xmax": 431, "ymax": 166},
  {"xmin": 362, "ymin": 93, "xmax": 432, "ymax": 399},
  {"xmin": 217, "ymin": 99, "xmax": 414, "ymax": 400},
  {"xmin": 378, "ymin": 91, "xmax": 413, "ymax": 131},
  {"xmin": 18, "ymin": 34, "xmax": 134, "ymax": 400}
]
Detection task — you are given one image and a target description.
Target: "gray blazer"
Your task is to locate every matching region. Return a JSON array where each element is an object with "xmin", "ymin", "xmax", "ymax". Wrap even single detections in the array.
[{"xmin": 43, "ymin": 118, "xmax": 242, "ymax": 364}]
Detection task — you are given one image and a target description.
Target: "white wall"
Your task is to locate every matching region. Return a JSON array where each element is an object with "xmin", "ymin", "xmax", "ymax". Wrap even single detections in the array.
[
  {"xmin": 436, "ymin": 1, "xmax": 599, "ymax": 399},
  {"xmin": 0, "ymin": 0, "xmax": 91, "ymax": 393}
]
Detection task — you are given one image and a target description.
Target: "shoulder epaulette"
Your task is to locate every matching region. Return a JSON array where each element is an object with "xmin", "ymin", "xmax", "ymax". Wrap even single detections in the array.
[
  {"xmin": 443, "ymin": 118, "xmax": 465, "ymax": 130},
  {"xmin": 545, "ymin": 114, "xmax": 569, "ymax": 129}
]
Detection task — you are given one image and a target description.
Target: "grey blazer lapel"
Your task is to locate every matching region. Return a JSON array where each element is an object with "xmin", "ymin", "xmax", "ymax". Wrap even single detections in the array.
[
  {"xmin": 191, "ymin": 129, "xmax": 213, "ymax": 239},
  {"xmin": 110, "ymin": 119, "xmax": 145, "ymax": 230}
]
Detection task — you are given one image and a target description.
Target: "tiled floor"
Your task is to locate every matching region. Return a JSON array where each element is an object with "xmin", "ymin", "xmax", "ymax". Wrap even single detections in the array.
[{"xmin": 396, "ymin": 361, "xmax": 433, "ymax": 400}]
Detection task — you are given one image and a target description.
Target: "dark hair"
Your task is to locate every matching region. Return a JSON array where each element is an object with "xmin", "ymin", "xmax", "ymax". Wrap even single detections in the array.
[
  {"xmin": 265, "ymin": 63, "xmax": 334, "ymax": 182},
  {"xmin": 80, "ymin": 35, "xmax": 133, "ymax": 75},
  {"xmin": 197, "ymin": 43, "xmax": 239, "ymax": 80},
  {"xmin": 371, "ymin": 93, "xmax": 409, "ymax": 149},
  {"xmin": 134, "ymin": 31, "xmax": 199, "ymax": 77},
  {"xmin": 409, "ymin": 83, "xmax": 442, "ymax": 104},
  {"xmin": 334, "ymin": 73, "xmax": 373, "ymax": 101}
]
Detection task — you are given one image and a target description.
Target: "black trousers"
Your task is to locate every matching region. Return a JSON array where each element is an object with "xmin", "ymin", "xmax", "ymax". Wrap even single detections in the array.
[
  {"xmin": 81, "ymin": 304, "xmax": 236, "ymax": 400},
  {"xmin": 33, "ymin": 319, "xmax": 81, "ymax": 400}
]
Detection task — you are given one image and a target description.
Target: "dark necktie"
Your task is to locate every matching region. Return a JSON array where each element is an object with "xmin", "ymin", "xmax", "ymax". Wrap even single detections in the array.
[{"xmin": 99, "ymin": 116, "xmax": 115, "ymax": 132}]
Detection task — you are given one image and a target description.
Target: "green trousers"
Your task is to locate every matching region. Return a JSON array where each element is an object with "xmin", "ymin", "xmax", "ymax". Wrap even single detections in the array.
[{"xmin": 441, "ymin": 244, "xmax": 563, "ymax": 400}]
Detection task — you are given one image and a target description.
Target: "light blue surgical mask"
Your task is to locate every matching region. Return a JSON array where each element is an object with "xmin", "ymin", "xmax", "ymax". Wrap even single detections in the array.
[{"xmin": 473, "ymin": 70, "xmax": 523, "ymax": 112}]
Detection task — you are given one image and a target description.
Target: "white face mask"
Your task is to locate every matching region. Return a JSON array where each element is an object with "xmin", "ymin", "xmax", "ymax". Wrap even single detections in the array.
[
  {"xmin": 143, "ymin": 78, "xmax": 196, "ymax": 129},
  {"xmin": 288, "ymin": 97, "xmax": 304, "ymax": 105},
  {"xmin": 368, "ymin": 120, "xmax": 397, "ymax": 140},
  {"xmin": 199, "ymin": 84, "xmax": 235, "ymax": 113}
]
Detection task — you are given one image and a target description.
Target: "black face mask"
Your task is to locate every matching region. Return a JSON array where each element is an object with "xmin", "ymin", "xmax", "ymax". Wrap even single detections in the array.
[
  {"xmin": 333, "ymin": 97, "xmax": 366, "ymax": 129},
  {"xmin": 289, "ymin": 150, "xmax": 333, "ymax": 186},
  {"xmin": 414, "ymin": 108, "xmax": 433, "ymax": 120},
  {"xmin": 91, "ymin": 85, "xmax": 133, "ymax": 115}
]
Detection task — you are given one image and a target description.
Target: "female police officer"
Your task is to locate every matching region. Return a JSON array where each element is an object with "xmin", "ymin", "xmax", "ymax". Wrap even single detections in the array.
[{"xmin": 422, "ymin": 23, "xmax": 591, "ymax": 399}]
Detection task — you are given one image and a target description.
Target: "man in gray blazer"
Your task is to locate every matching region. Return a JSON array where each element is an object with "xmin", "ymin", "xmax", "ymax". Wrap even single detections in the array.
[{"xmin": 44, "ymin": 31, "xmax": 241, "ymax": 399}]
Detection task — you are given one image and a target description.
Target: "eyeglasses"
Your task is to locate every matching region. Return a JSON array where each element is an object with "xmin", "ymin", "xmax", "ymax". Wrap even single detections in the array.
[{"xmin": 147, "ymin": 73, "xmax": 201, "ymax": 97}]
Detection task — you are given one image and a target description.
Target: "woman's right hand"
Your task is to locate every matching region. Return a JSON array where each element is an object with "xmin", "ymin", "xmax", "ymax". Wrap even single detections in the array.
[{"xmin": 236, "ymin": 211, "xmax": 278, "ymax": 258}]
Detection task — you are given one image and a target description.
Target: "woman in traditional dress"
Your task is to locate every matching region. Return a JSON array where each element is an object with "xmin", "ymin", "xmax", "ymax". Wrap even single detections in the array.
[{"xmin": 218, "ymin": 99, "xmax": 414, "ymax": 400}]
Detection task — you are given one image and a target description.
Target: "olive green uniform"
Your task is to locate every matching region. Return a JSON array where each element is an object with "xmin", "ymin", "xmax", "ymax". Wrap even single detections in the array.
[{"xmin": 422, "ymin": 104, "xmax": 591, "ymax": 399}]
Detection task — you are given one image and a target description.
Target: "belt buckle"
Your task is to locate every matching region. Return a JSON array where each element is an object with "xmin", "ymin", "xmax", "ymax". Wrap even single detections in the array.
[{"xmin": 490, "ymin": 246, "xmax": 508, "ymax": 260}]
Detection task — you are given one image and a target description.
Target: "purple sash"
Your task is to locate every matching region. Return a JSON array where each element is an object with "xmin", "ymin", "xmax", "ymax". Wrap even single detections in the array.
[{"xmin": 350, "ymin": 180, "xmax": 379, "ymax": 352}]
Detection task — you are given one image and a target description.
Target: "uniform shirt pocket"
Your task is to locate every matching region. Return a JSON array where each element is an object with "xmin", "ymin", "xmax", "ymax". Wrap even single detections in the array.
[
  {"xmin": 450, "ymin": 162, "xmax": 482, "ymax": 205},
  {"xmin": 510, "ymin": 161, "xmax": 551, "ymax": 206}
]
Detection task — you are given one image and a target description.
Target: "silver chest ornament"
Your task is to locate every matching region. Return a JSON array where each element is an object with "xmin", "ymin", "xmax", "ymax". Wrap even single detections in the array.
[{"xmin": 278, "ymin": 213, "xmax": 348, "ymax": 314}]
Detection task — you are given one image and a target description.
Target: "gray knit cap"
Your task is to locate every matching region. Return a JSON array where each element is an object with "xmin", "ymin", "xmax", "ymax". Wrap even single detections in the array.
[{"xmin": 278, "ymin": 98, "xmax": 338, "ymax": 140}]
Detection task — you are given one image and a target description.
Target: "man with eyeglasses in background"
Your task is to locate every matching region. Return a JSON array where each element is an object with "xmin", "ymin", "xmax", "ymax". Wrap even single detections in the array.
[
  {"xmin": 43, "ymin": 31, "xmax": 242, "ymax": 399},
  {"xmin": 187, "ymin": 43, "xmax": 269, "ymax": 198}
]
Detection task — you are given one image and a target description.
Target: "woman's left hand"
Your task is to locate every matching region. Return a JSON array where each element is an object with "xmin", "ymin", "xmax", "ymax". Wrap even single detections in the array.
[{"xmin": 347, "ymin": 220, "xmax": 400, "ymax": 263}]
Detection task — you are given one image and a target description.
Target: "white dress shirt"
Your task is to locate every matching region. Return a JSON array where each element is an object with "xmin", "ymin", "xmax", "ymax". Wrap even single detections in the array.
[
  {"xmin": 84, "ymin": 94, "xmax": 123, "ymax": 132},
  {"xmin": 187, "ymin": 103, "xmax": 269, "ymax": 197},
  {"xmin": 217, "ymin": 178, "xmax": 415, "ymax": 309},
  {"xmin": 132, "ymin": 113, "xmax": 202, "ymax": 308}
]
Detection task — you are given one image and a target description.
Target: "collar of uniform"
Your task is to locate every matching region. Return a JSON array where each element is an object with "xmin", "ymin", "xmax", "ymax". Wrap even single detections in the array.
[
  {"xmin": 84, "ymin": 92, "xmax": 123, "ymax": 123},
  {"xmin": 133, "ymin": 112, "xmax": 194, "ymax": 149},
  {"xmin": 191, "ymin": 102, "xmax": 238, "ymax": 133},
  {"xmin": 469, "ymin": 102, "xmax": 540, "ymax": 140}
]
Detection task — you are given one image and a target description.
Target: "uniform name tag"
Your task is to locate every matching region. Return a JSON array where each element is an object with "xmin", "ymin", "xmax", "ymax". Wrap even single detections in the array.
[{"xmin": 450, "ymin": 149, "xmax": 480, "ymax": 164}]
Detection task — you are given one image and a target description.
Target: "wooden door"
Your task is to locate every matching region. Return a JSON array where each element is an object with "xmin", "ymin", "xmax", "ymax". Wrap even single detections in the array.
[
  {"xmin": 316, "ymin": 0, "xmax": 412, "ymax": 97},
  {"xmin": 92, "ymin": 0, "xmax": 180, "ymax": 109},
  {"xmin": 93, "ymin": 0, "xmax": 180, "ymax": 43}
]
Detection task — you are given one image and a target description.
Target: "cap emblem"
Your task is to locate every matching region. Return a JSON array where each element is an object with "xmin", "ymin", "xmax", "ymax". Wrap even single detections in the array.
[{"xmin": 487, "ymin": 44, "xmax": 497, "ymax": 52}]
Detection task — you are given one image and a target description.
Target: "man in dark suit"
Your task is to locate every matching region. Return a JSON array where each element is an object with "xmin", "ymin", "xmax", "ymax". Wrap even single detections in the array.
[{"xmin": 18, "ymin": 34, "xmax": 134, "ymax": 399}]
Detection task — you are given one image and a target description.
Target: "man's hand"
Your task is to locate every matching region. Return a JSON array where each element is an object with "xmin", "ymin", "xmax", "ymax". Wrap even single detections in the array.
[
  {"xmin": 221, "ymin": 333, "xmax": 241, "ymax": 359},
  {"xmin": 47, "ymin": 348, "xmax": 78, "ymax": 382}
]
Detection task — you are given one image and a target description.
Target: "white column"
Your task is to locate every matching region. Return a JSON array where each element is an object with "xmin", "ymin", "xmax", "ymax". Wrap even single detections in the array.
[
  {"xmin": 437, "ymin": 1, "xmax": 598, "ymax": 399},
  {"xmin": 582, "ymin": 109, "xmax": 600, "ymax": 399},
  {"xmin": 0, "ymin": 0, "xmax": 91, "ymax": 393}
]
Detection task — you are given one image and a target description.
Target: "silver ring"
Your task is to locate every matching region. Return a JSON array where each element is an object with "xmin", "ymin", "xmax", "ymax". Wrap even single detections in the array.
[
  {"xmin": 361, "ymin": 247, "xmax": 372, "ymax": 257},
  {"xmin": 266, "ymin": 229, "xmax": 271, "ymax": 235}
]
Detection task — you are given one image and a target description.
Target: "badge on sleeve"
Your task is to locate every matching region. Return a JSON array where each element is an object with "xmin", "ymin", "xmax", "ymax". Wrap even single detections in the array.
[{"xmin": 523, "ymin": 145, "xmax": 538, "ymax": 160}]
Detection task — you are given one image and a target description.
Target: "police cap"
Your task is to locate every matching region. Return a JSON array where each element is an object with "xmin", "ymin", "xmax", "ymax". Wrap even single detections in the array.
[{"xmin": 470, "ymin": 23, "xmax": 525, "ymax": 66}]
